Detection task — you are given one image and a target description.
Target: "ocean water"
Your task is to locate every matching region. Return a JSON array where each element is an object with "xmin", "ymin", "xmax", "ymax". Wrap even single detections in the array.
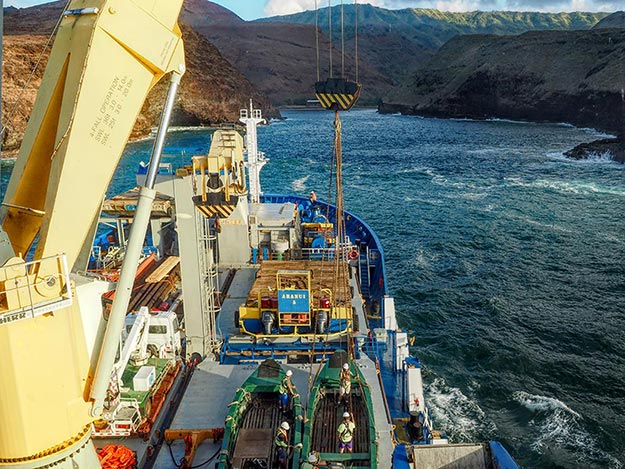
[
  {"xmin": 2, "ymin": 109, "xmax": 623, "ymax": 468},
  {"xmin": 258, "ymin": 111, "xmax": 625, "ymax": 469}
]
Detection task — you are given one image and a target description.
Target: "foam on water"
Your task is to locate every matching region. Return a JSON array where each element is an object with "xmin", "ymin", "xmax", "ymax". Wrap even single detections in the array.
[
  {"xmin": 505, "ymin": 177, "xmax": 625, "ymax": 197},
  {"xmin": 5, "ymin": 109, "xmax": 615, "ymax": 468},
  {"xmin": 546, "ymin": 151, "xmax": 622, "ymax": 165},
  {"xmin": 426, "ymin": 377, "xmax": 497, "ymax": 442},
  {"xmin": 579, "ymin": 128, "xmax": 615, "ymax": 139},
  {"xmin": 291, "ymin": 175, "xmax": 310, "ymax": 191},
  {"xmin": 513, "ymin": 392, "xmax": 623, "ymax": 468}
]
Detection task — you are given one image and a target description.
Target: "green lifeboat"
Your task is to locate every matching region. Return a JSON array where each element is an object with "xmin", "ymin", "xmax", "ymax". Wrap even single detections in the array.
[
  {"xmin": 300, "ymin": 352, "xmax": 377, "ymax": 468},
  {"xmin": 216, "ymin": 359, "xmax": 303, "ymax": 468}
]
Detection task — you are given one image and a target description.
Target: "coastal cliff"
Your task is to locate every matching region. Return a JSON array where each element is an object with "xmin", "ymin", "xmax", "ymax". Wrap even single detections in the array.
[
  {"xmin": 382, "ymin": 29, "xmax": 625, "ymax": 135},
  {"xmin": 380, "ymin": 26, "xmax": 625, "ymax": 161}
]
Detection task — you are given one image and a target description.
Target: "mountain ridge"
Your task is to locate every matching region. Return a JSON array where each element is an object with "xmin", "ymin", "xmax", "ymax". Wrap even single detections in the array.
[{"xmin": 258, "ymin": 5, "xmax": 608, "ymax": 100}]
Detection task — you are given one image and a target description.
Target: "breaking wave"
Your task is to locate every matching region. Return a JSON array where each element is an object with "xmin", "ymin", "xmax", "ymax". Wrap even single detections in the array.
[
  {"xmin": 426, "ymin": 377, "xmax": 497, "ymax": 443},
  {"xmin": 505, "ymin": 177, "xmax": 625, "ymax": 197},
  {"xmin": 513, "ymin": 392, "xmax": 623, "ymax": 468}
]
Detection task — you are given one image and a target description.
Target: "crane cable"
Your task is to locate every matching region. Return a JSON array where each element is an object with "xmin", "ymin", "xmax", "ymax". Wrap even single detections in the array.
[
  {"xmin": 341, "ymin": 0, "xmax": 345, "ymax": 78},
  {"xmin": 315, "ymin": 0, "xmax": 320, "ymax": 82},
  {"xmin": 328, "ymin": 0, "xmax": 333, "ymax": 78},
  {"xmin": 314, "ymin": 0, "xmax": 359, "ymax": 83},
  {"xmin": 355, "ymin": 0, "xmax": 359, "ymax": 82}
]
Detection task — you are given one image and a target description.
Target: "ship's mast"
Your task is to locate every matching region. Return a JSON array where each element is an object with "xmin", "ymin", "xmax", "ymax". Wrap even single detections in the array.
[{"xmin": 240, "ymin": 100, "xmax": 267, "ymax": 204}]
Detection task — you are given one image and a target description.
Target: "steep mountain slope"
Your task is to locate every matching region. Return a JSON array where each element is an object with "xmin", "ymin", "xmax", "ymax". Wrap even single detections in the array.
[
  {"xmin": 260, "ymin": 5, "xmax": 608, "ymax": 89},
  {"xmin": 593, "ymin": 11, "xmax": 625, "ymax": 29},
  {"xmin": 1, "ymin": 1, "xmax": 277, "ymax": 154},
  {"xmin": 187, "ymin": 19, "xmax": 392, "ymax": 105},
  {"xmin": 380, "ymin": 28, "xmax": 625, "ymax": 137}
]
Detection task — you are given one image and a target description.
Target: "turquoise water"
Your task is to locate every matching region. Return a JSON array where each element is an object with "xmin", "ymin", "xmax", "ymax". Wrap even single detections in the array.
[{"xmin": 2, "ymin": 109, "xmax": 623, "ymax": 468}]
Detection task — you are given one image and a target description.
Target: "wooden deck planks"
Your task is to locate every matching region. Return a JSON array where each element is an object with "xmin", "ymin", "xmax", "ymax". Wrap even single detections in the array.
[
  {"xmin": 311, "ymin": 391, "xmax": 370, "ymax": 459},
  {"xmin": 247, "ymin": 260, "xmax": 350, "ymax": 306},
  {"xmin": 233, "ymin": 394, "xmax": 285, "ymax": 468}
]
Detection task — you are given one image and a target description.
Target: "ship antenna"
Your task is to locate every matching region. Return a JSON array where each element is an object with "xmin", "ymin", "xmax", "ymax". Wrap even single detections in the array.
[{"xmin": 239, "ymin": 100, "xmax": 267, "ymax": 204}]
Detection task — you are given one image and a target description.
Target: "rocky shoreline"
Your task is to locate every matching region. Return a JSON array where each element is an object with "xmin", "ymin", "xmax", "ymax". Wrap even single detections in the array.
[
  {"xmin": 564, "ymin": 138, "xmax": 625, "ymax": 163},
  {"xmin": 379, "ymin": 102, "xmax": 624, "ymax": 163}
]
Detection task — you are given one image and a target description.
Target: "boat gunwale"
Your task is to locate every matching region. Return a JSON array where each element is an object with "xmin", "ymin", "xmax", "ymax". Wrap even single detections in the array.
[{"xmin": 216, "ymin": 360, "xmax": 304, "ymax": 468}]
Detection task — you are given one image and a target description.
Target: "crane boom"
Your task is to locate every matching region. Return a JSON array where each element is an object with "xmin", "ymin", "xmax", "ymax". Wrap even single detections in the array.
[
  {"xmin": 0, "ymin": 0, "xmax": 184, "ymax": 271},
  {"xmin": 0, "ymin": 1, "xmax": 185, "ymax": 466}
]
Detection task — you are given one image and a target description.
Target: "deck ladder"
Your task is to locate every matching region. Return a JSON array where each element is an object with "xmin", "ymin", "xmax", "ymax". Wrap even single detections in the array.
[
  {"xmin": 358, "ymin": 247, "xmax": 370, "ymax": 296},
  {"xmin": 196, "ymin": 215, "xmax": 221, "ymax": 353}
]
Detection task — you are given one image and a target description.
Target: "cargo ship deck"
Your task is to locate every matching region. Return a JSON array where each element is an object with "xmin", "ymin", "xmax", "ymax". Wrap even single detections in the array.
[{"xmin": 153, "ymin": 265, "xmax": 394, "ymax": 467}]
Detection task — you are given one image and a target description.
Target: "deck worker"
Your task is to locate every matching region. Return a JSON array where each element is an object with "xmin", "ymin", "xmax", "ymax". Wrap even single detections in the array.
[
  {"xmin": 279, "ymin": 369, "xmax": 298, "ymax": 414},
  {"xmin": 301, "ymin": 452, "xmax": 327, "ymax": 468},
  {"xmin": 309, "ymin": 191, "xmax": 317, "ymax": 203},
  {"xmin": 338, "ymin": 363, "xmax": 352, "ymax": 405},
  {"xmin": 337, "ymin": 411, "xmax": 356, "ymax": 454},
  {"xmin": 275, "ymin": 421, "xmax": 290, "ymax": 469}
]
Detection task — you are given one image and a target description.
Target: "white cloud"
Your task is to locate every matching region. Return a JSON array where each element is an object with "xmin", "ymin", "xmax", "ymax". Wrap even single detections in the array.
[
  {"xmin": 5, "ymin": 0, "xmax": 45, "ymax": 7},
  {"xmin": 263, "ymin": 0, "xmax": 388, "ymax": 17},
  {"xmin": 263, "ymin": 0, "xmax": 621, "ymax": 15},
  {"xmin": 264, "ymin": 0, "xmax": 316, "ymax": 16}
]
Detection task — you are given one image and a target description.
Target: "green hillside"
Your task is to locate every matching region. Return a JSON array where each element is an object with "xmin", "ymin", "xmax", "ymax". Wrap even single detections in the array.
[{"xmin": 259, "ymin": 5, "xmax": 608, "ymax": 88}]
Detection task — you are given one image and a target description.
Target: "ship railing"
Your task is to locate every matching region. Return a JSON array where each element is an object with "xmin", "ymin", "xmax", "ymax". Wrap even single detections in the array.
[
  {"xmin": 0, "ymin": 254, "xmax": 73, "ymax": 326},
  {"xmin": 289, "ymin": 242, "xmax": 356, "ymax": 262}
]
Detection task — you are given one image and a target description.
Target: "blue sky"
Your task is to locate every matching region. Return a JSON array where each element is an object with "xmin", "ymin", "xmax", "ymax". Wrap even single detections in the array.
[{"xmin": 4, "ymin": 0, "xmax": 621, "ymax": 18}]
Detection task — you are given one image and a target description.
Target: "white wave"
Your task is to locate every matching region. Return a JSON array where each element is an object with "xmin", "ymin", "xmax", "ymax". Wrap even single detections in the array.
[
  {"xmin": 485, "ymin": 118, "xmax": 534, "ymax": 125},
  {"xmin": 291, "ymin": 175, "xmax": 310, "ymax": 191},
  {"xmin": 432, "ymin": 175, "xmax": 470, "ymax": 189},
  {"xmin": 584, "ymin": 151, "xmax": 617, "ymax": 163},
  {"xmin": 505, "ymin": 212, "xmax": 574, "ymax": 233},
  {"xmin": 450, "ymin": 117, "xmax": 533, "ymax": 126},
  {"xmin": 505, "ymin": 177, "xmax": 625, "ymax": 197},
  {"xmin": 403, "ymin": 195, "xmax": 444, "ymax": 205},
  {"xmin": 514, "ymin": 391, "xmax": 580, "ymax": 417},
  {"xmin": 413, "ymin": 249, "xmax": 439, "ymax": 269},
  {"xmin": 546, "ymin": 151, "xmax": 621, "ymax": 166},
  {"xmin": 578, "ymin": 128, "xmax": 616, "ymax": 139},
  {"xmin": 425, "ymin": 377, "xmax": 497, "ymax": 442},
  {"xmin": 513, "ymin": 391, "xmax": 623, "ymax": 468},
  {"xmin": 398, "ymin": 167, "xmax": 436, "ymax": 177}
]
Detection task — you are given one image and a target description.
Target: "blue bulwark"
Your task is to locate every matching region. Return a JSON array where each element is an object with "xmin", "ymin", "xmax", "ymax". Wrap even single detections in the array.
[{"xmin": 278, "ymin": 289, "xmax": 310, "ymax": 313}]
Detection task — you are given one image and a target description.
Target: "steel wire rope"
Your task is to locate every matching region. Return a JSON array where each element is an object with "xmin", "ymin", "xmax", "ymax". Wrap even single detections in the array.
[
  {"xmin": 355, "ymin": 0, "xmax": 359, "ymax": 83},
  {"xmin": 341, "ymin": 0, "xmax": 345, "ymax": 77},
  {"xmin": 315, "ymin": 0, "xmax": 320, "ymax": 82},
  {"xmin": 328, "ymin": 0, "xmax": 333, "ymax": 78}
]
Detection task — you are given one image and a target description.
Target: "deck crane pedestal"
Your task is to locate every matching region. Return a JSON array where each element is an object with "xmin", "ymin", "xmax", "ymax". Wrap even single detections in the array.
[{"xmin": 0, "ymin": 1, "xmax": 185, "ymax": 467}]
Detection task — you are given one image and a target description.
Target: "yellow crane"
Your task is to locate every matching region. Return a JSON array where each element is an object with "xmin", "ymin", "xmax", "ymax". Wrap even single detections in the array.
[{"xmin": 0, "ymin": 1, "xmax": 185, "ymax": 467}]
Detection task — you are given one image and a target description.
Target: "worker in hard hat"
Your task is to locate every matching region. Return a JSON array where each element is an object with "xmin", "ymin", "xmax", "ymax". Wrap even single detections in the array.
[
  {"xmin": 337, "ymin": 411, "xmax": 356, "ymax": 454},
  {"xmin": 274, "ymin": 421, "xmax": 290, "ymax": 469},
  {"xmin": 279, "ymin": 369, "xmax": 298, "ymax": 414},
  {"xmin": 338, "ymin": 362, "xmax": 353, "ymax": 406},
  {"xmin": 301, "ymin": 451, "xmax": 328, "ymax": 468}
]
